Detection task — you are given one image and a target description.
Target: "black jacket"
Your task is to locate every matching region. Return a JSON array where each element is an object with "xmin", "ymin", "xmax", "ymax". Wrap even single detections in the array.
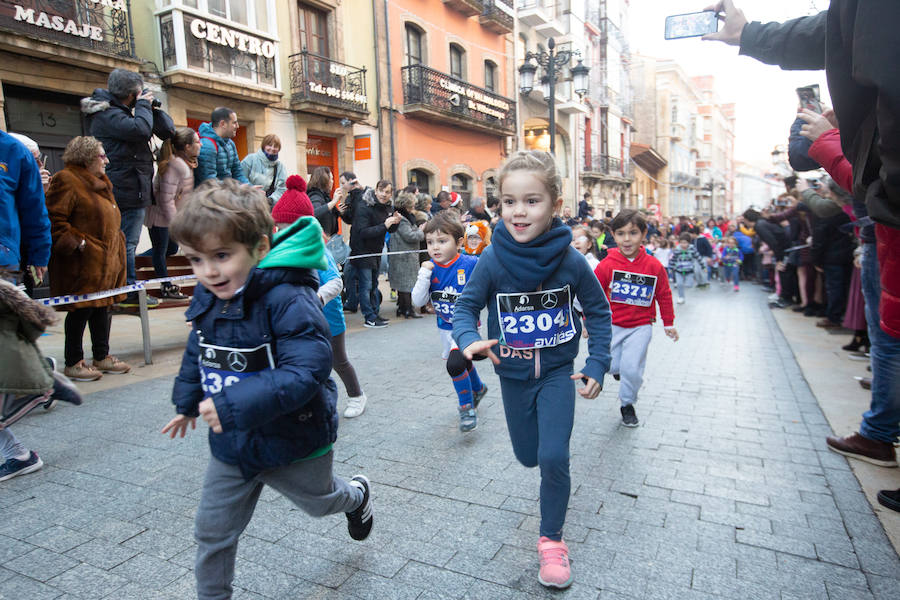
[
  {"xmin": 308, "ymin": 186, "xmax": 340, "ymax": 237},
  {"xmin": 738, "ymin": 3, "xmax": 900, "ymax": 237},
  {"xmin": 81, "ymin": 89, "xmax": 175, "ymax": 211},
  {"xmin": 811, "ymin": 211, "xmax": 854, "ymax": 266},
  {"xmin": 340, "ymin": 186, "xmax": 367, "ymax": 226},
  {"xmin": 349, "ymin": 191, "xmax": 398, "ymax": 270}
]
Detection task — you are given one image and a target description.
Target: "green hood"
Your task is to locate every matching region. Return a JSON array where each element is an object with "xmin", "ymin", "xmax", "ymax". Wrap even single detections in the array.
[{"xmin": 258, "ymin": 216, "xmax": 327, "ymax": 271}]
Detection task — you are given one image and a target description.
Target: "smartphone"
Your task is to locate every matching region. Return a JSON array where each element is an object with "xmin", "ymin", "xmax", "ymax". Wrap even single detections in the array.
[
  {"xmin": 797, "ymin": 85, "xmax": 822, "ymax": 114},
  {"xmin": 664, "ymin": 11, "xmax": 718, "ymax": 40}
]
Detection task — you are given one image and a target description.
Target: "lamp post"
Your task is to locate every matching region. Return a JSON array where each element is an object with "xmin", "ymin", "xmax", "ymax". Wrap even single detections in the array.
[{"xmin": 518, "ymin": 38, "xmax": 589, "ymax": 155}]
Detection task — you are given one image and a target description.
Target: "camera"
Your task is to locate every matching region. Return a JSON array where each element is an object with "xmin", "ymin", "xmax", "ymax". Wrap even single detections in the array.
[{"xmin": 143, "ymin": 88, "xmax": 162, "ymax": 109}]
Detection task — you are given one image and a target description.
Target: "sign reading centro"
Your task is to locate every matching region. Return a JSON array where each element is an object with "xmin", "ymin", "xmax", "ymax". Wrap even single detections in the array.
[{"xmin": 189, "ymin": 18, "xmax": 276, "ymax": 59}]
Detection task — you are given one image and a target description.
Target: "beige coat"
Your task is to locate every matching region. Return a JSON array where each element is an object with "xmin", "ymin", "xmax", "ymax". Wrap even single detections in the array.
[{"xmin": 147, "ymin": 156, "xmax": 194, "ymax": 228}]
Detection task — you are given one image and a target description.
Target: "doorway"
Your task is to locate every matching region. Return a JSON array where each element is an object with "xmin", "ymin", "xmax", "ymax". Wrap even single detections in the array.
[
  {"xmin": 307, "ymin": 134, "xmax": 338, "ymax": 192},
  {"xmin": 187, "ymin": 117, "xmax": 249, "ymax": 160}
]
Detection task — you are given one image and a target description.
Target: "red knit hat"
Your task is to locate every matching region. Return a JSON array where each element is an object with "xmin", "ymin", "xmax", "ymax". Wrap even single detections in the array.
[{"xmin": 271, "ymin": 175, "xmax": 313, "ymax": 224}]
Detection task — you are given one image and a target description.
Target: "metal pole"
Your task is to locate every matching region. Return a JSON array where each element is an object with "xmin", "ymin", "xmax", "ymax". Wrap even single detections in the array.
[{"xmin": 548, "ymin": 38, "xmax": 556, "ymax": 156}]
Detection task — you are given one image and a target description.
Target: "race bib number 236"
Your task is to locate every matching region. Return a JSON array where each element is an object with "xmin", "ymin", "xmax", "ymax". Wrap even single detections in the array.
[{"xmin": 198, "ymin": 338, "xmax": 274, "ymax": 394}]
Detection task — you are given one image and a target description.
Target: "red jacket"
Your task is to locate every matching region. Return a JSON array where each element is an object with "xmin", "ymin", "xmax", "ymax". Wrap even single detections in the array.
[
  {"xmin": 594, "ymin": 248, "xmax": 675, "ymax": 328},
  {"xmin": 809, "ymin": 128, "xmax": 853, "ymax": 192}
]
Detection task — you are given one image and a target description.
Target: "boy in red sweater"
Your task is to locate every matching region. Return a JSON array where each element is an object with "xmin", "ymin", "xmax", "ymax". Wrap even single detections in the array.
[{"xmin": 594, "ymin": 209, "xmax": 678, "ymax": 427}]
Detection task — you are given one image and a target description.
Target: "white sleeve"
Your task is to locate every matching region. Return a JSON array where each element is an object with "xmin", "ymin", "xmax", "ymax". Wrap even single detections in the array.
[
  {"xmin": 317, "ymin": 276, "xmax": 343, "ymax": 305},
  {"xmin": 411, "ymin": 266, "xmax": 432, "ymax": 307}
]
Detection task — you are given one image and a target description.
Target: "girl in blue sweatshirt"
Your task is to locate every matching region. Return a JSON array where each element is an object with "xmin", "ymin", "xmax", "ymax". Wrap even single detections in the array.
[{"xmin": 453, "ymin": 151, "xmax": 612, "ymax": 589}]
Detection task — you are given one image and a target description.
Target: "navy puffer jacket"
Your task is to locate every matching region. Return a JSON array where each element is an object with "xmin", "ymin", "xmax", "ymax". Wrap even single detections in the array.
[{"xmin": 172, "ymin": 266, "xmax": 337, "ymax": 479}]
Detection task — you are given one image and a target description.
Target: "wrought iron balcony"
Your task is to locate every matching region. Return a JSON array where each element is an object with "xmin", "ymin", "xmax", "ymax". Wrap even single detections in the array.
[
  {"xmin": 584, "ymin": 154, "xmax": 634, "ymax": 181},
  {"xmin": 401, "ymin": 64, "xmax": 516, "ymax": 136},
  {"xmin": 289, "ymin": 51, "xmax": 368, "ymax": 117},
  {"xmin": 0, "ymin": 0, "xmax": 134, "ymax": 58},
  {"xmin": 443, "ymin": 0, "xmax": 482, "ymax": 17},
  {"xmin": 479, "ymin": 0, "xmax": 513, "ymax": 34},
  {"xmin": 159, "ymin": 11, "xmax": 276, "ymax": 89}
]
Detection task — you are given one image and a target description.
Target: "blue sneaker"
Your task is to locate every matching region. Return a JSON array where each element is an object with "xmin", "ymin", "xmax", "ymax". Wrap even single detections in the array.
[
  {"xmin": 0, "ymin": 451, "xmax": 43, "ymax": 482},
  {"xmin": 458, "ymin": 404, "xmax": 477, "ymax": 432}
]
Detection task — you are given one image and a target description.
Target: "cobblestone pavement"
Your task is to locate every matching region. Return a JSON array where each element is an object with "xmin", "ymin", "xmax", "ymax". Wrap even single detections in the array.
[{"xmin": 2, "ymin": 283, "xmax": 899, "ymax": 599}]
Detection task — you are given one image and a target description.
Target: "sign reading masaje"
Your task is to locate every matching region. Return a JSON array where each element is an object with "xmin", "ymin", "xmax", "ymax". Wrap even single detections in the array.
[{"xmin": 11, "ymin": 1, "xmax": 126, "ymax": 41}]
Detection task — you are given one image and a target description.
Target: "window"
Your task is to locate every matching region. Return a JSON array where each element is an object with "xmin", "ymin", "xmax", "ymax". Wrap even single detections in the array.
[
  {"xmin": 409, "ymin": 169, "xmax": 431, "ymax": 195},
  {"xmin": 484, "ymin": 176, "xmax": 497, "ymax": 202},
  {"xmin": 452, "ymin": 173, "xmax": 472, "ymax": 206},
  {"xmin": 450, "ymin": 44, "xmax": 465, "ymax": 80},
  {"xmin": 517, "ymin": 34, "xmax": 528, "ymax": 67},
  {"xmin": 484, "ymin": 60, "xmax": 497, "ymax": 92},
  {"xmin": 299, "ymin": 3, "xmax": 329, "ymax": 57},
  {"xmin": 206, "ymin": 0, "xmax": 246, "ymax": 25},
  {"xmin": 406, "ymin": 24, "xmax": 423, "ymax": 66},
  {"xmin": 183, "ymin": 1, "xmax": 271, "ymax": 31}
]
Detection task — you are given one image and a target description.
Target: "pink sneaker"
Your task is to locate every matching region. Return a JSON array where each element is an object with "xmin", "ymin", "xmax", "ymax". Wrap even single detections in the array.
[{"xmin": 537, "ymin": 536, "xmax": 573, "ymax": 588}]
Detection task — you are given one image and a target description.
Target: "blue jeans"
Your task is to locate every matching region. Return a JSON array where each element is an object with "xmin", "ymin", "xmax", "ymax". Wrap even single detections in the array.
[
  {"xmin": 356, "ymin": 266, "xmax": 381, "ymax": 321},
  {"xmin": 343, "ymin": 261, "xmax": 360, "ymax": 311},
  {"xmin": 724, "ymin": 265, "xmax": 740, "ymax": 287},
  {"xmin": 120, "ymin": 208, "xmax": 146, "ymax": 285},
  {"xmin": 859, "ymin": 243, "xmax": 900, "ymax": 444},
  {"xmin": 499, "ymin": 367, "xmax": 575, "ymax": 540},
  {"xmin": 823, "ymin": 263, "xmax": 851, "ymax": 324}
]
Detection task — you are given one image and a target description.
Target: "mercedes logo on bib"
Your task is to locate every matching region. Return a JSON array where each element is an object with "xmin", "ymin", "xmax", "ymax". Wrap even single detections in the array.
[
  {"xmin": 228, "ymin": 351, "xmax": 248, "ymax": 372},
  {"xmin": 541, "ymin": 292, "xmax": 558, "ymax": 309}
]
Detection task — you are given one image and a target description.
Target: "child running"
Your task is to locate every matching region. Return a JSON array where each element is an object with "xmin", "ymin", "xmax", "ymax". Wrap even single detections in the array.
[
  {"xmin": 670, "ymin": 233, "xmax": 703, "ymax": 304},
  {"xmin": 453, "ymin": 151, "xmax": 612, "ymax": 589},
  {"xmin": 594, "ymin": 209, "xmax": 678, "ymax": 427},
  {"xmin": 720, "ymin": 236, "xmax": 744, "ymax": 292},
  {"xmin": 161, "ymin": 180, "xmax": 373, "ymax": 599},
  {"xmin": 412, "ymin": 211, "xmax": 488, "ymax": 432}
]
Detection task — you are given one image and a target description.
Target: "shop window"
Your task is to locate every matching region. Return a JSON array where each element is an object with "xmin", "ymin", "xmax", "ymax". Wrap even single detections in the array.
[
  {"xmin": 299, "ymin": 3, "xmax": 329, "ymax": 57},
  {"xmin": 484, "ymin": 60, "xmax": 497, "ymax": 92},
  {"xmin": 452, "ymin": 173, "xmax": 472, "ymax": 207},
  {"xmin": 406, "ymin": 24, "xmax": 424, "ymax": 66},
  {"xmin": 450, "ymin": 44, "xmax": 466, "ymax": 80},
  {"xmin": 409, "ymin": 169, "xmax": 432, "ymax": 195}
]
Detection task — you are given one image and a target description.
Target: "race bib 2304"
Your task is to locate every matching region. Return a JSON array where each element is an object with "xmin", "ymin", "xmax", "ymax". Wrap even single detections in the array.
[
  {"xmin": 198, "ymin": 338, "xmax": 275, "ymax": 395},
  {"xmin": 496, "ymin": 286, "xmax": 577, "ymax": 349},
  {"xmin": 609, "ymin": 270, "xmax": 657, "ymax": 308}
]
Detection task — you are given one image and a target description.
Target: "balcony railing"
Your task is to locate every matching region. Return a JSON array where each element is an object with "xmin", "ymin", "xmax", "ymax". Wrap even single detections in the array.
[
  {"xmin": 160, "ymin": 11, "xmax": 276, "ymax": 88},
  {"xmin": 585, "ymin": 154, "xmax": 634, "ymax": 180},
  {"xmin": 443, "ymin": 0, "xmax": 483, "ymax": 17},
  {"xmin": 671, "ymin": 171, "xmax": 701, "ymax": 187},
  {"xmin": 479, "ymin": 0, "xmax": 513, "ymax": 34},
  {"xmin": 401, "ymin": 64, "xmax": 516, "ymax": 136},
  {"xmin": 0, "ymin": 0, "xmax": 134, "ymax": 58},
  {"xmin": 289, "ymin": 51, "xmax": 367, "ymax": 115}
]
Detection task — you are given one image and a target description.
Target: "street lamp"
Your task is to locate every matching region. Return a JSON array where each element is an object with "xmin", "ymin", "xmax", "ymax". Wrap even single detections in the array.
[{"xmin": 518, "ymin": 38, "xmax": 589, "ymax": 155}]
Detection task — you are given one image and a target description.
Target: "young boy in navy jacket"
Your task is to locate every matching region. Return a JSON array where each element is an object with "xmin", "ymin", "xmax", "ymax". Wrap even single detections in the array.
[
  {"xmin": 595, "ymin": 209, "xmax": 678, "ymax": 427},
  {"xmin": 161, "ymin": 180, "xmax": 372, "ymax": 599}
]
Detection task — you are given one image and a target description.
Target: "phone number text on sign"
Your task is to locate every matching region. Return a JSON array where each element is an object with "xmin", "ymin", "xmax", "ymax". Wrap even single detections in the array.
[{"xmin": 496, "ymin": 286, "xmax": 576, "ymax": 349}]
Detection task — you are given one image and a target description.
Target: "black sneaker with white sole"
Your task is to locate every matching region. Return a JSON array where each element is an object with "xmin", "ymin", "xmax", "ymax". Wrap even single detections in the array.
[
  {"xmin": 363, "ymin": 317, "xmax": 388, "ymax": 328},
  {"xmin": 473, "ymin": 385, "xmax": 488, "ymax": 408},
  {"xmin": 620, "ymin": 404, "xmax": 639, "ymax": 427},
  {"xmin": 346, "ymin": 475, "xmax": 373, "ymax": 540}
]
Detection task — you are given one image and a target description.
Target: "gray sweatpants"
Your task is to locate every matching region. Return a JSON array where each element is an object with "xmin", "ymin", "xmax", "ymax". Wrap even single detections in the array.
[
  {"xmin": 609, "ymin": 324, "xmax": 653, "ymax": 406},
  {"xmin": 194, "ymin": 451, "xmax": 362, "ymax": 600}
]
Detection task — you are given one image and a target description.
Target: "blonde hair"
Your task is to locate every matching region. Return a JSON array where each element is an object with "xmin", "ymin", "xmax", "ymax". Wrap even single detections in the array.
[
  {"xmin": 395, "ymin": 190, "xmax": 417, "ymax": 212},
  {"xmin": 498, "ymin": 150, "xmax": 562, "ymax": 200},
  {"xmin": 170, "ymin": 179, "xmax": 273, "ymax": 251},
  {"xmin": 62, "ymin": 136, "xmax": 103, "ymax": 168}
]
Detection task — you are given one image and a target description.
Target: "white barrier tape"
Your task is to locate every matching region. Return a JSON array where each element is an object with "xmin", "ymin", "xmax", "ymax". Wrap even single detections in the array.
[
  {"xmin": 39, "ymin": 274, "xmax": 197, "ymax": 307},
  {"xmin": 345, "ymin": 249, "xmax": 424, "ymax": 260}
]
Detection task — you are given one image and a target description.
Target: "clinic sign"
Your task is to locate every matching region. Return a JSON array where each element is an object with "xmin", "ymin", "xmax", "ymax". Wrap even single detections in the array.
[
  {"xmin": 8, "ymin": 1, "xmax": 125, "ymax": 42},
  {"xmin": 189, "ymin": 17, "xmax": 276, "ymax": 59},
  {"xmin": 438, "ymin": 77, "xmax": 510, "ymax": 120}
]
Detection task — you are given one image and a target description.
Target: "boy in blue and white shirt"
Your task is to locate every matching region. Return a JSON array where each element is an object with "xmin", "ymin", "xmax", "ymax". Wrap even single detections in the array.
[{"xmin": 412, "ymin": 212, "xmax": 487, "ymax": 432}]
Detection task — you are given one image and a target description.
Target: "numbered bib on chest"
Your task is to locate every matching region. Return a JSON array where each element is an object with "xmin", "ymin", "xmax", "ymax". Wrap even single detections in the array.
[
  {"xmin": 610, "ymin": 270, "xmax": 657, "ymax": 308},
  {"xmin": 198, "ymin": 337, "xmax": 275, "ymax": 395},
  {"xmin": 496, "ymin": 286, "xmax": 577, "ymax": 349},
  {"xmin": 430, "ymin": 290, "xmax": 459, "ymax": 323}
]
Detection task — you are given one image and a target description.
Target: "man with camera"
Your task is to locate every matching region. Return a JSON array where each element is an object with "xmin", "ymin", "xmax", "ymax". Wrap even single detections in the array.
[{"xmin": 82, "ymin": 69, "xmax": 175, "ymax": 308}]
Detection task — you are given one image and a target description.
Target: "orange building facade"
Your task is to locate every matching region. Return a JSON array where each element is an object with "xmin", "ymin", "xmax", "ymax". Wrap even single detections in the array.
[{"xmin": 374, "ymin": 0, "xmax": 516, "ymax": 206}]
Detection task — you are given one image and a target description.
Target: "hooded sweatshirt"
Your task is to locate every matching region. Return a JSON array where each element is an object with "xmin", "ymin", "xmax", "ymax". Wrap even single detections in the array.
[
  {"xmin": 171, "ymin": 217, "xmax": 334, "ymax": 480},
  {"xmin": 594, "ymin": 248, "xmax": 674, "ymax": 329},
  {"xmin": 453, "ymin": 218, "xmax": 612, "ymax": 383}
]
